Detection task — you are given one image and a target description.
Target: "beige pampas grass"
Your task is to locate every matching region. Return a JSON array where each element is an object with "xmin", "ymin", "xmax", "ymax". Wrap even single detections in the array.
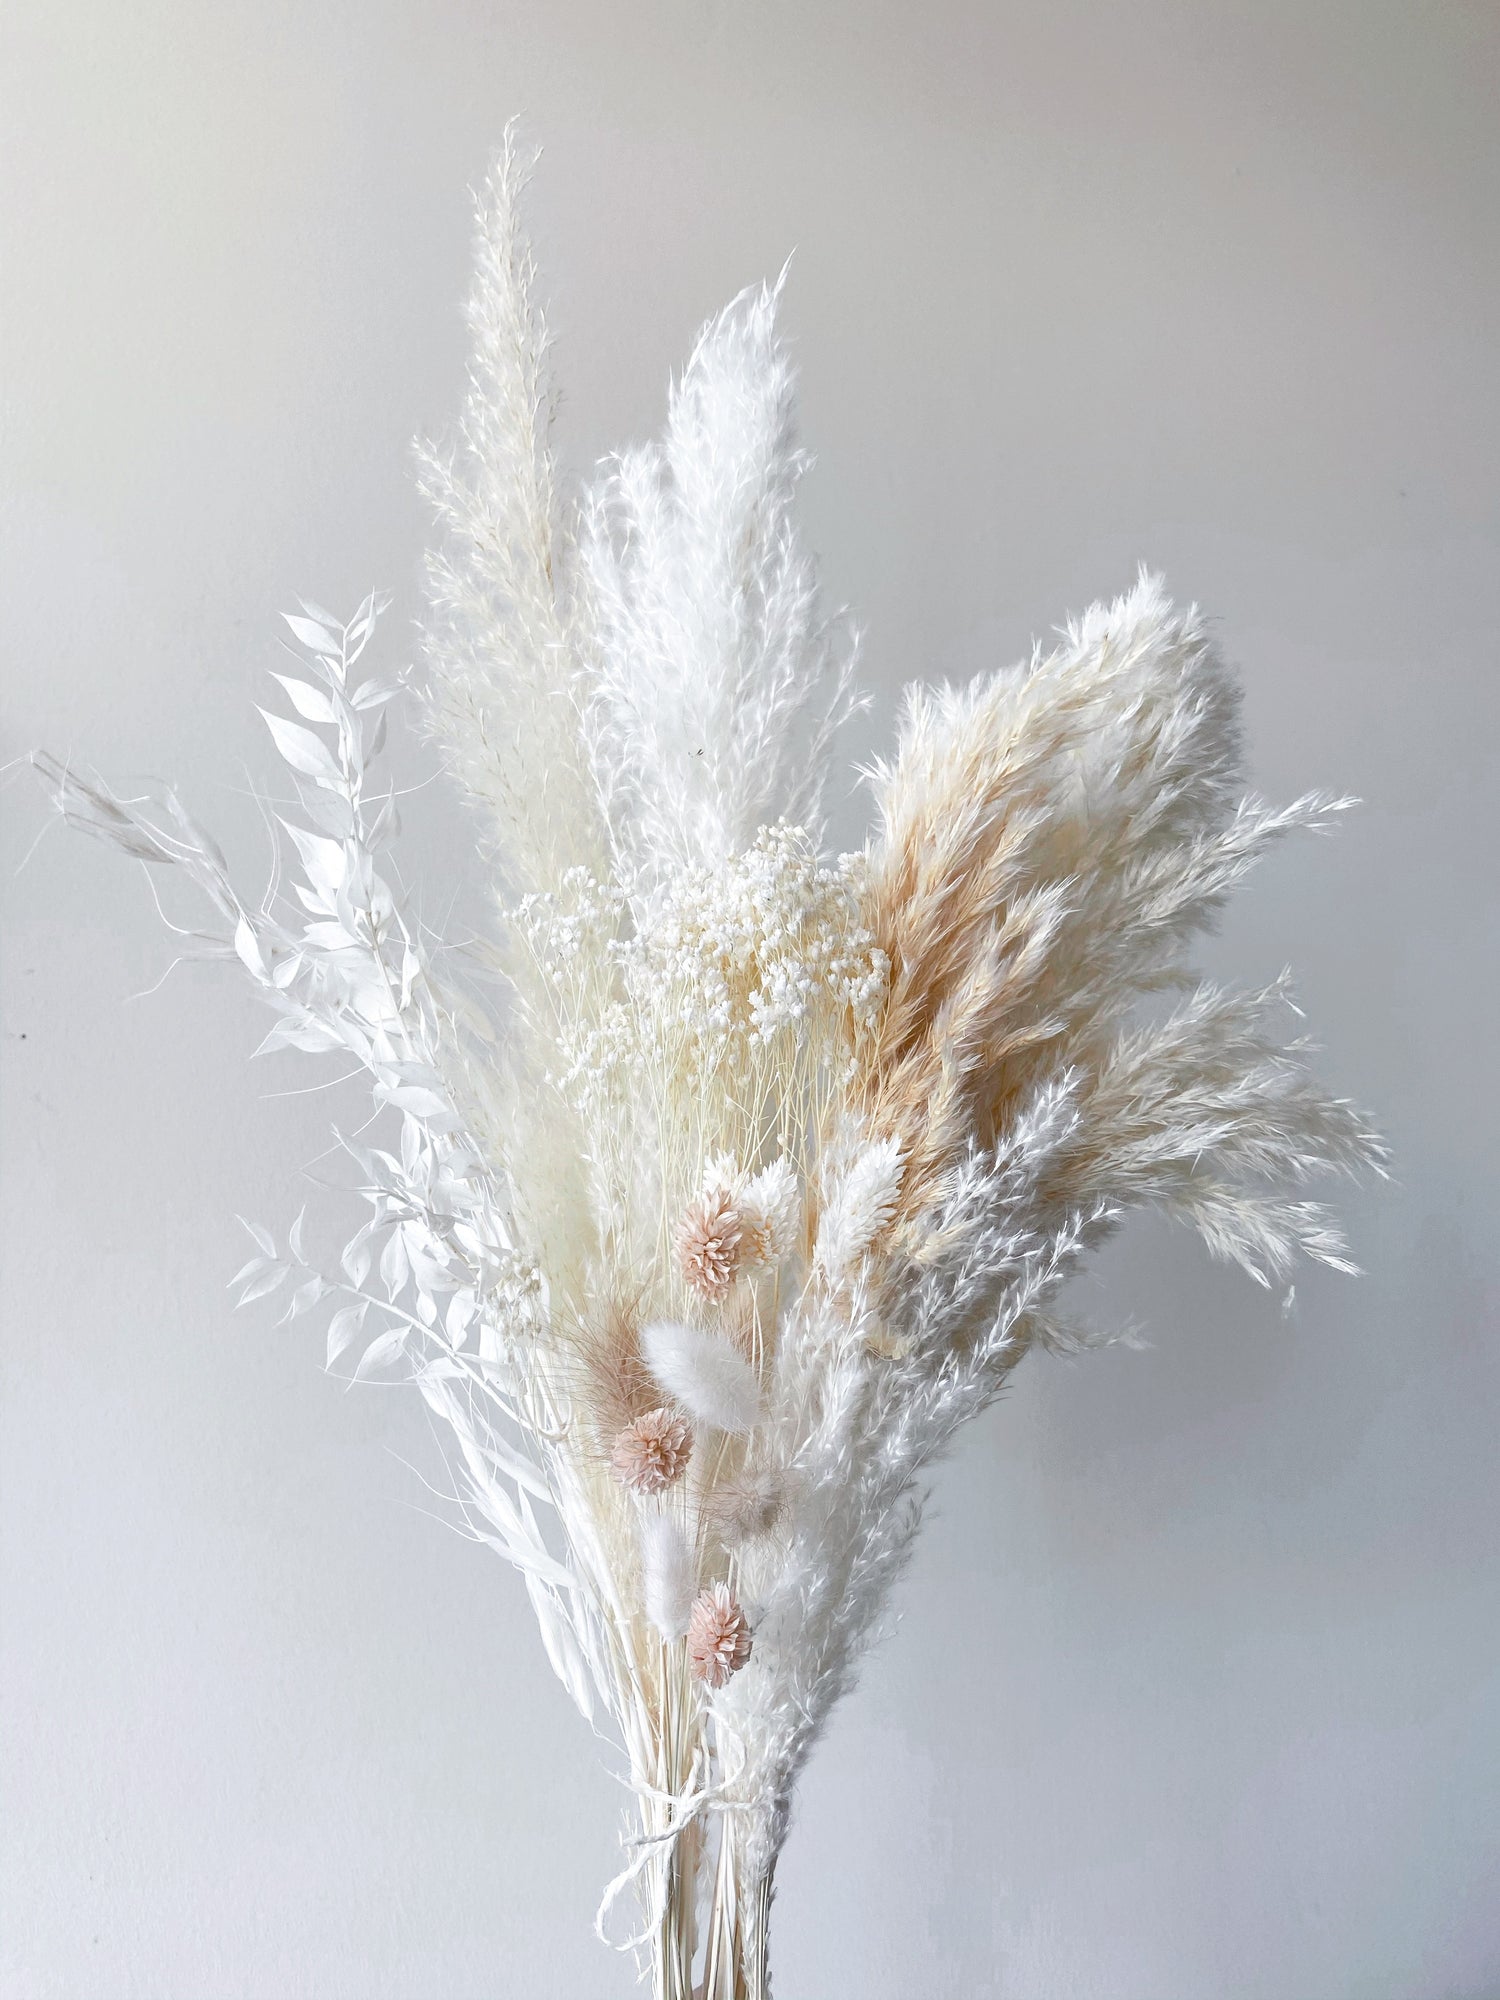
[
  {"xmin": 687, "ymin": 1583, "xmax": 753, "ymax": 1688},
  {"xmin": 860, "ymin": 576, "xmax": 1321, "ymax": 1233}
]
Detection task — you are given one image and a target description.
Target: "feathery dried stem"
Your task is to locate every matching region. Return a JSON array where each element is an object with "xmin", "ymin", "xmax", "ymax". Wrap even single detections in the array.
[{"xmin": 38, "ymin": 144, "xmax": 1384, "ymax": 2000}]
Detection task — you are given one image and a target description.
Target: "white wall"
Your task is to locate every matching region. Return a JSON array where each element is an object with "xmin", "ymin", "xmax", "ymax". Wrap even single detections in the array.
[{"xmin": 3, "ymin": 3, "xmax": 1497, "ymax": 1995}]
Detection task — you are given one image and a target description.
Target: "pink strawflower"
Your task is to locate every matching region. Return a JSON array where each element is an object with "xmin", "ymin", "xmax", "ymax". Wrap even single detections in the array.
[
  {"xmin": 610, "ymin": 1406, "xmax": 693, "ymax": 1494},
  {"xmin": 676, "ymin": 1187, "xmax": 742, "ymax": 1301},
  {"xmin": 687, "ymin": 1581, "xmax": 753, "ymax": 1688}
]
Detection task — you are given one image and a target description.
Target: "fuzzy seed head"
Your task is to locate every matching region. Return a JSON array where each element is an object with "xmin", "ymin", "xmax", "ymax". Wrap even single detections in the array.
[
  {"xmin": 687, "ymin": 1581, "xmax": 753, "ymax": 1688},
  {"xmin": 707, "ymin": 1468, "xmax": 787, "ymax": 1545}
]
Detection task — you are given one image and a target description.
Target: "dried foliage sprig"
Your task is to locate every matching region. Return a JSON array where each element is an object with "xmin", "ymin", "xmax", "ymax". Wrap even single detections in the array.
[{"xmin": 38, "ymin": 136, "xmax": 1384, "ymax": 2000}]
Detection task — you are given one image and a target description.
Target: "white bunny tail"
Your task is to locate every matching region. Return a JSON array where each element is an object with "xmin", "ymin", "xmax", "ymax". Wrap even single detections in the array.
[{"xmin": 641, "ymin": 1321, "xmax": 763, "ymax": 1435}]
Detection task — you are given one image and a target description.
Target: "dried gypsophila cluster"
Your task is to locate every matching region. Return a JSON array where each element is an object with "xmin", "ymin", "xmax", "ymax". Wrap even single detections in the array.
[
  {"xmin": 38, "ymin": 132, "xmax": 1386, "ymax": 2000},
  {"xmin": 641, "ymin": 825, "xmax": 889, "ymax": 1053},
  {"xmin": 513, "ymin": 825, "xmax": 889, "ymax": 1108}
]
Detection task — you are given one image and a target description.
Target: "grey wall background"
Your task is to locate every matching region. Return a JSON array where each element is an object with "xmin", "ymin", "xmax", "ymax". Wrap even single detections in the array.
[{"xmin": 3, "ymin": 3, "xmax": 1497, "ymax": 1995}]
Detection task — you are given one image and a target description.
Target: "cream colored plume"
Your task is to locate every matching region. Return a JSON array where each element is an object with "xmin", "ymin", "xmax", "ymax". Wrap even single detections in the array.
[
  {"xmin": 640, "ymin": 1511, "xmax": 695, "ymax": 1640},
  {"xmin": 641, "ymin": 1321, "xmax": 763, "ymax": 1435}
]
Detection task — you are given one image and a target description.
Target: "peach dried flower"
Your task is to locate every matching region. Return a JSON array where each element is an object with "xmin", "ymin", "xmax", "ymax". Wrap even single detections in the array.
[
  {"xmin": 610, "ymin": 1406, "xmax": 693, "ymax": 1495},
  {"xmin": 676, "ymin": 1187, "xmax": 742, "ymax": 1301},
  {"xmin": 687, "ymin": 1581, "xmax": 753, "ymax": 1688}
]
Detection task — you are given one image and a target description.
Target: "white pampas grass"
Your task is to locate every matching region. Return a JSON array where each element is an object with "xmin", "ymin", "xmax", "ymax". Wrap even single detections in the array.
[
  {"xmin": 414, "ymin": 130, "xmax": 605, "ymax": 894},
  {"xmin": 640, "ymin": 1510, "xmax": 695, "ymax": 1640},
  {"xmin": 582, "ymin": 274, "xmax": 860, "ymax": 893},
  {"xmin": 641, "ymin": 1321, "xmax": 763, "ymax": 1435},
  {"xmin": 39, "ymin": 142, "xmax": 1385, "ymax": 2000}
]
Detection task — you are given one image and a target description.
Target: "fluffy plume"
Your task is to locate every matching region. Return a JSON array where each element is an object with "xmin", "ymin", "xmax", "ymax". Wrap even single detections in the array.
[
  {"xmin": 414, "ymin": 130, "xmax": 605, "ymax": 893},
  {"xmin": 703, "ymin": 1468, "xmax": 788, "ymax": 1546},
  {"xmin": 39, "ymin": 147, "xmax": 1385, "ymax": 2000},
  {"xmin": 582, "ymin": 276, "xmax": 859, "ymax": 893},
  {"xmin": 641, "ymin": 1321, "xmax": 763, "ymax": 1435},
  {"xmin": 858, "ymin": 572, "xmax": 1365, "ymax": 1229},
  {"xmin": 640, "ymin": 1511, "xmax": 696, "ymax": 1640}
]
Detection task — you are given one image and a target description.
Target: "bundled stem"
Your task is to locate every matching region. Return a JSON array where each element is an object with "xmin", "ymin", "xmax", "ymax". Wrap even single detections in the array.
[{"xmin": 37, "ymin": 137, "xmax": 1384, "ymax": 1997}]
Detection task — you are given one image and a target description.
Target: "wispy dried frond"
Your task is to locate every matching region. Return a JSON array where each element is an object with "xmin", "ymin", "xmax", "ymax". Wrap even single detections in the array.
[
  {"xmin": 1050, "ymin": 976, "xmax": 1386, "ymax": 1282},
  {"xmin": 582, "ymin": 277, "xmax": 860, "ymax": 894},
  {"xmin": 416, "ymin": 127, "xmax": 607, "ymax": 892},
  {"xmin": 563, "ymin": 1294, "xmax": 657, "ymax": 1447},
  {"xmin": 858, "ymin": 573, "xmax": 1368, "ymax": 1224},
  {"xmin": 41, "ymin": 153, "xmax": 1385, "ymax": 2000}
]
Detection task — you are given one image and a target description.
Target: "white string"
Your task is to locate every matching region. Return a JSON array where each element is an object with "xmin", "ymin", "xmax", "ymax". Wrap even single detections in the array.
[{"xmin": 594, "ymin": 1772, "xmax": 754, "ymax": 1952}]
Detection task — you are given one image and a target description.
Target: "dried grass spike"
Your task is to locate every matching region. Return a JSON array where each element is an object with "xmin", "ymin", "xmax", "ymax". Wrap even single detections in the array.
[
  {"xmin": 738, "ymin": 1157, "xmax": 799, "ymax": 1271},
  {"xmin": 641, "ymin": 1511, "xmax": 695, "ymax": 1639}
]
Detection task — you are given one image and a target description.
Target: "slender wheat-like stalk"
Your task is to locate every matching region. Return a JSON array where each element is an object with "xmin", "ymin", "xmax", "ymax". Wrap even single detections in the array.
[{"xmin": 37, "ymin": 138, "xmax": 1384, "ymax": 1997}]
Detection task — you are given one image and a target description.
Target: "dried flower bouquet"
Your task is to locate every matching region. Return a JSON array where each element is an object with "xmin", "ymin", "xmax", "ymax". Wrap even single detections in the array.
[{"xmin": 38, "ymin": 137, "xmax": 1383, "ymax": 1998}]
